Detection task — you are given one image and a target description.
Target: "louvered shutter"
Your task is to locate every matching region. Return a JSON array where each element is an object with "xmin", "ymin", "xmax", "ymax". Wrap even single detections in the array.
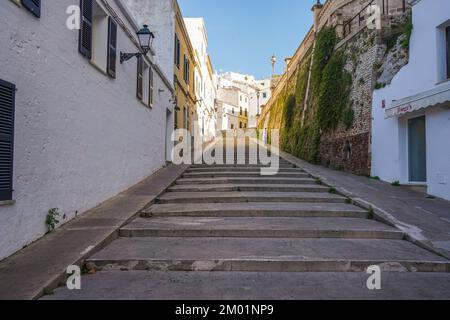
[
  {"xmin": 148, "ymin": 67, "xmax": 154, "ymax": 107},
  {"xmin": 22, "ymin": 0, "xmax": 41, "ymax": 18},
  {"xmin": 137, "ymin": 56, "xmax": 144, "ymax": 100},
  {"xmin": 0, "ymin": 80, "xmax": 15, "ymax": 201},
  {"xmin": 107, "ymin": 17, "xmax": 117, "ymax": 79},
  {"xmin": 446, "ymin": 26, "xmax": 450, "ymax": 79},
  {"xmin": 79, "ymin": 0, "xmax": 93, "ymax": 59}
]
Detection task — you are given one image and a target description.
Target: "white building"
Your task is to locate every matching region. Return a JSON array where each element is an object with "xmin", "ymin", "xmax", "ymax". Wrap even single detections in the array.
[
  {"xmin": 372, "ymin": 0, "xmax": 450, "ymax": 200},
  {"xmin": 215, "ymin": 72, "xmax": 272, "ymax": 129},
  {"xmin": 0, "ymin": 0, "xmax": 174, "ymax": 260},
  {"xmin": 184, "ymin": 18, "xmax": 217, "ymax": 143}
]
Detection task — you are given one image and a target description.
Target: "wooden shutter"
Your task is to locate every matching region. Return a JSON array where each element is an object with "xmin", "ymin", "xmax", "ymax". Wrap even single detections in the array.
[
  {"xmin": 79, "ymin": 0, "xmax": 93, "ymax": 59},
  {"xmin": 137, "ymin": 56, "xmax": 144, "ymax": 100},
  {"xmin": 107, "ymin": 17, "xmax": 117, "ymax": 79},
  {"xmin": 148, "ymin": 67, "xmax": 154, "ymax": 107},
  {"xmin": 22, "ymin": 0, "xmax": 41, "ymax": 18},
  {"xmin": 446, "ymin": 26, "xmax": 450, "ymax": 79},
  {"xmin": 174, "ymin": 34, "xmax": 180, "ymax": 68},
  {"xmin": 0, "ymin": 79, "xmax": 15, "ymax": 201}
]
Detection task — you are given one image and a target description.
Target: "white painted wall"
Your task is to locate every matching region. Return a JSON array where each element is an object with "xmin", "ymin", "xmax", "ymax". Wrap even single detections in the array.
[
  {"xmin": 0, "ymin": 0, "xmax": 173, "ymax": 260},
  {"xmin": 123, "ymin": 0, "xmax": 175, "ymax": 82},
  {"xmin": 372, "ymin": 0, "xmax": 450, "ymax": 200}
]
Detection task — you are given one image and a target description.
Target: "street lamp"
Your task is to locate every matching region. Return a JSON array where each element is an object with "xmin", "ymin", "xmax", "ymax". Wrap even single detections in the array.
[
  {"xmin": 120, "ymin": 24, "xmax": 155, "ymax": 64},
  {"xmin": 271, "ymin": 54, "xmax": 277, "ymax": 78}
]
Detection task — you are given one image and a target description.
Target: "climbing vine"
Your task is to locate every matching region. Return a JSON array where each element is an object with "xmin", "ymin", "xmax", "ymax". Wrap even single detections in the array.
[{"xmin": 264, "ymin": 27, "xmax": 354, "ymax": 164}]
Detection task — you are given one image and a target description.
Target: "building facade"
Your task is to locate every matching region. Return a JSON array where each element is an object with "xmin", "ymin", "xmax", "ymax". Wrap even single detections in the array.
[
  {"xmin": 372, "ymin": 0, "xmax": 450, "ymax": 200},
  {"xmin": 184, "ymin": 18, "xmax": 217, "ymax": 144},
  {"xmin": 124, "ymin": 0, "xmax": 196, "ymax": 134},
  {"xmin": 215, "ymin": 72, "xmax": 271, "ymax": 129},
  {"xmin": 0, "ymin": 0, "xmax": 174, "ymax": 260}
]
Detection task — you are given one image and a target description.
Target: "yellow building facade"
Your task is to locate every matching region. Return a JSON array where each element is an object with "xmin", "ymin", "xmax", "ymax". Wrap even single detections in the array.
[{"xmin": 173, "ymin": 1, "xmax": 196, "ymax": 134}]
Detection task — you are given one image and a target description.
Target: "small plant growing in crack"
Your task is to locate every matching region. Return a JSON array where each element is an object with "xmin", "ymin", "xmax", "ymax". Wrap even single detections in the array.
[
  {"xmin": 43, "ymin": 287, "xmax": 54, "ymax": 296},
  {"xmin": 45, "ymin": 208, "xmax": 60, "ymax": 232},
  {"xmin": 315, "ymin": 178, "xmax": 323, "ymax": 185},
  {"xmin": 368, "ymin": 206, "xmax": 375, "ymax": 219},
  {"xmin": 391, "ymin": 181, "xmax": 401, "ymax": 187},
  {"xmin": 345, "ymin": 197, "xmax": 353, "ymax": 204},
  {"xmin": 328, "ymin": 187, "xmax": 338, "ymax": 194}
]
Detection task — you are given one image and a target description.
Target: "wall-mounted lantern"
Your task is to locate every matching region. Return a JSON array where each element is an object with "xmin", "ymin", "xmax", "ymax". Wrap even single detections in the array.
[{"xmin": 120, "ymin": 25, "xmax": 155, "ymax": 64}]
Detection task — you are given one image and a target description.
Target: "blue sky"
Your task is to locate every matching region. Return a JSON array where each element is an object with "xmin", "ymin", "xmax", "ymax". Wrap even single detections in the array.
[{"xmin": 179, "ymin": 0, "xmax": 314, "ymax": 80}]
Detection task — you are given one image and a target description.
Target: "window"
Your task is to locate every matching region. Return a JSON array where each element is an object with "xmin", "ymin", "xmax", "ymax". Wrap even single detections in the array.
[
  {"xmin": 245, "ymin": 109, "xmax": 248, "ymax": 117},
  {"xmin": 0, "ymin": 79, "xmax": 15, "ymax": 201},
  {"xmin": 107, "ymin": 17, "xmax": 117, "ymax": 78},
  {"xmin": 174, "ymin": 34, "xmax": 181, "ymax": 68},
  {"xmin": 446, "ymin": 26, "xmax": 450, "ymax": 79},
  {"xmin": 263, "ymin": 92, "xmax": 267, "ymax": 99},
  {"xmin": 231, "ymin": 124, "xmax": 234, "ymax": 130},
  {"xmin": 79, "ymin": 0, "xmax": 93, "ymax": 59},
  {"xmin": 79, "ymin": 0, "xmax": 116, "ymax": 78},
  {"xmin": 239, "ymin": 122, "xmax": 242, "ymax": 129},
  {"xmin": 137, "ymin": 56, "xmax": 144, "ymax": 100},
  {"xmin": 183, "ymin": 55, "xmax": 190, "ymax": 85},
  {"xmin": 174, "ymin": 109, "xmax": 178, "ymax": 130},
  {"xmin": 22, "ymin": 0, "xmax": 41, "ymax": 18},
  {"xmin": 137, "ymin": 57, "xmax": 154, "ymax": 107},
  {"xmin": 240, "ymin": 108, "xmax": 242, "ymax": 116},
  {"xmin": 148, "ymin": 67, "xmax": 154, "ymax": 107}
]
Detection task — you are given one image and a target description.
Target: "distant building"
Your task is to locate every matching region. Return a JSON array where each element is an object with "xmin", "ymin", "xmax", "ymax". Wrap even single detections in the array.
[
  {"xmin": 0, "ymin": 0, "xmax": 174, "ymax": 260},
  {"xmin": 215, "ymin": 72, "xmax": 272, "ymax": 129},
  {"xmin": 372, "ymin": 0, "xmax": 450, "ymax": 200},
  {"xmin": 184, "ymin": 18, "xmax": 217, "ymax": 144}
]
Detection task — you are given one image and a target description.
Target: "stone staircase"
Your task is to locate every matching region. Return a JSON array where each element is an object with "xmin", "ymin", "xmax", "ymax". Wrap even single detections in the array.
[{"xmin": 47, "ymin": 137, "xmax": 450, "ymax": 299}]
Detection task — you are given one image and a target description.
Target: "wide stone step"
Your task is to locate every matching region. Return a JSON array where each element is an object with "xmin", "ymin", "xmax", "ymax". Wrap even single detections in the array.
[
  {"xmin": 183, "ymin": 172, "xmax": 310, "ymax": 178},
  {"xmin": 176, "ymin": 177, "xmax": 317, "ymax": 185},
  {"xmin": 190, "ymin": 163, "xmax": 296, "ymax": 169},
  {"xmin": 157, "ymin": 191, "xmax": 346, "ymax": 204},
  {"xmin": 186, "ymin": 167, "xmax": 304, "ymax": 173},
  {"xmin": 142, "ymin": 202, "xmax": 367, "ymax": 218},
  {"xmin": 43, "ymin": 271, "xmax": 450, "ymax": 300},
  {"xmin": 120, "ymin": 217, "xmax": 404, "ymax": 239},
  {"xmin": 87, "ymin": 237, "xmax": 449, "ymax": 272},
  {"xmin": 168, "ymin": 184, "xmax": 328, "ymax": 193}
]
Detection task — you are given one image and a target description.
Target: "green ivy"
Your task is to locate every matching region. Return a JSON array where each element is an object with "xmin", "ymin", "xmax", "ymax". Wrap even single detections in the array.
[
  {"xmin": 264, "ymin": 27, "xmax": 353, "ymax": 164},
  {"xmin": 317, "ymin": 51, "xmax": 352, "ymax": 131}
]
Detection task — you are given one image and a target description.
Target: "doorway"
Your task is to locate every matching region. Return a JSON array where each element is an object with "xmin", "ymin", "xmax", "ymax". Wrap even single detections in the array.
[{"xmin": 408, "ymin": 116, "xmax": 427, "ymax": 182}]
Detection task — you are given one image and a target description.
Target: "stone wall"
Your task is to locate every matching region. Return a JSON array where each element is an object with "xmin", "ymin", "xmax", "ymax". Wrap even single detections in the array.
[{"xmin": 258, "ymin": 0, "xmax": 410, "ymax": 176}]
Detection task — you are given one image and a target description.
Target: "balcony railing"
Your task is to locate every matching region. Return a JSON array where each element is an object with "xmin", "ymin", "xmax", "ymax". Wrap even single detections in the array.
[{"xmin": 336, "ymin": 0, "xmax": 406, "ymax": 39}]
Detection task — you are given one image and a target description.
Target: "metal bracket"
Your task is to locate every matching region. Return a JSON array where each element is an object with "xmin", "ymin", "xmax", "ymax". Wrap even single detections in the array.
[{"xmin": 120, "ymin": 52, "xmax": 142, "ymax": 64}]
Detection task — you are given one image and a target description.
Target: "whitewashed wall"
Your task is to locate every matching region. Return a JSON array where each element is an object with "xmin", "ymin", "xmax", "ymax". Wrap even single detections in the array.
[
  {"xmin": 0, "ymin": 0, "xmax": 173, "ymax": 260},
  {"xmin": 372, "ymin": 0, "xmax": 450, "ymax": 200},
  {"xmin": 123, "ymin": 0, "xmax": 175, "ymax": 82}
]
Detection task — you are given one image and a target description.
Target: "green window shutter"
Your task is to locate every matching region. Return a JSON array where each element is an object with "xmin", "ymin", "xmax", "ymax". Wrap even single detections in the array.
[
  {"xmin": 22, "ymin": 0, "xmax": 41, "ymax": 18},
  {"xmin": 79, "ymin": 0, "xmax": 93, "ymax": 59},
  {"xmin": 137, "ymin": 56, "xmax": 144, "ymax": 100},
  {"xmin": 0, "ymin": 79, "xmax": 15, "ymax": 201},
  {"xmin": 107, "ymin": 17, "xmax": 117, "ymax": 79}
]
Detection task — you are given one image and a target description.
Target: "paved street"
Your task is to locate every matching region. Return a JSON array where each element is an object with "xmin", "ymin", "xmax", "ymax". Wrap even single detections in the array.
[{"xmin": 44, "ymin": 138, "xmax": 450, "ymax": 300}]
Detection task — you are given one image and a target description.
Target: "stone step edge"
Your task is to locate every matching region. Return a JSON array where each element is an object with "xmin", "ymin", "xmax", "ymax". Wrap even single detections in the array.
[
  {"xmin": 85, "ymin": 259, "xmax": 450, "ymax": 273},
  {"xmin": 140, "ymin": 211, "xmax": 368, "ymax": 219},
  {"xmin": 118, "ymin": 229, "xmax": 405, "ymax": 240}
]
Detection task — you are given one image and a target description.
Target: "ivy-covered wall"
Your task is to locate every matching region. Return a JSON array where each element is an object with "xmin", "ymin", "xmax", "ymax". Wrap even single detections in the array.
[{"xmin": 258, "ymin": 3, "xmax": 412, "ymax": 177}]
